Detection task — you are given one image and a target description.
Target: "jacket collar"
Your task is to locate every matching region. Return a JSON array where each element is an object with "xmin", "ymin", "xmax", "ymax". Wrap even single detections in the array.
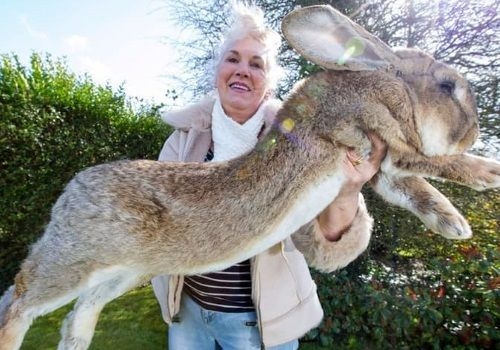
[{"xmin": 160, "ymin": 92, "xmax": 282, "ymax": 132}]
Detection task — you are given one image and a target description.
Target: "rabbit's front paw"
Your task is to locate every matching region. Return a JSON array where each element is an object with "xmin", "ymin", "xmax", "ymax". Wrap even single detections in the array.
[
  {"xmin": 462, "ymin": 154, "xmax": 500, "ymax": 190},
  {"xmin": 426, "ymin": 211, "xmax": 472, "ymax": 240}
]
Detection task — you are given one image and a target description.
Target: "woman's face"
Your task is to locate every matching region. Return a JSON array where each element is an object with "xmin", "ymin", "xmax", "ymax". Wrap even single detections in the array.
[{"xmin": 216, "ymin": 37, "xmax": 270, "ymax": 124}]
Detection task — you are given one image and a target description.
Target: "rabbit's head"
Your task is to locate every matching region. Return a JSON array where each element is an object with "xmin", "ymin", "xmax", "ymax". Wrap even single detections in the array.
[{"xmin": 281, "ymin": 5, "xmax": 479, "ymax": 157}]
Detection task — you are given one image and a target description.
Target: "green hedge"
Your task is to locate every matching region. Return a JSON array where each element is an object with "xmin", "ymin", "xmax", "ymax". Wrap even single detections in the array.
[
  {"xmin": 0, "ymin": 53, "xmax": 171, "ymax": 290},
  {"xmin": 304, "ymin": 186, "xmax": 499, "ymax": 349}
]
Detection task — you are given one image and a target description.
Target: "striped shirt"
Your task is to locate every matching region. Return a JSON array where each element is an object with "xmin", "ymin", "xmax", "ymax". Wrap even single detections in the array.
[
  {"xmin": 184, "ymin": 260, "xmax": 254, "ymax": 312},
  {"xmin": 183, "ymin": 148, "xmax": 254, "ymax": 312}
]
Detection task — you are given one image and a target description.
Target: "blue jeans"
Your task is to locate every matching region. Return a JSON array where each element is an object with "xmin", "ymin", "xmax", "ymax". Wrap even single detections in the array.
[{"xmin": 168, "ymin": 293, "xmax": 299, "ymax": 350}]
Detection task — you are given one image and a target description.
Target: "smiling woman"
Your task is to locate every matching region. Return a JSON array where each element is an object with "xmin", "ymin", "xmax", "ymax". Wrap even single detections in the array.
[
  {"xmin": 216, "ymin": 37, "xmax": 270, "ymax": 124},
  {"xmin": 150, "ymin": 2, "xmax": 386, "ymax": 350},
  {"xmin": 213, "ymin": 3, "xmax": 282, "ymax": 124}
]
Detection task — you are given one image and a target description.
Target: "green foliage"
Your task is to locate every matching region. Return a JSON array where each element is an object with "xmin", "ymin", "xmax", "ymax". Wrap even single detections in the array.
[
  {"xmin": 0, "ymin": 53, "xmax": 172, "ymax": 291},
  {"xmin": 304, "ymin": 186, "xmax": 499, "ymax": 349}
]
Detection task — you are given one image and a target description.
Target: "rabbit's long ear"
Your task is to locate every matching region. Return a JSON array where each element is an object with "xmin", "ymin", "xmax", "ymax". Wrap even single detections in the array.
[{"xmin": 282, "ymin": 5, "xmax": 400, "ymax": 71}]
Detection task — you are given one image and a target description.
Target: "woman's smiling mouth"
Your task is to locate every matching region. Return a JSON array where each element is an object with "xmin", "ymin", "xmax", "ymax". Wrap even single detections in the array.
[{"xmin": 230, "ymin": 82, "xmax": 251, "ymax": 91}]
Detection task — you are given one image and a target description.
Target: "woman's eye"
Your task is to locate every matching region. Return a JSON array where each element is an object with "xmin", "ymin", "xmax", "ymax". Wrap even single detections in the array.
[
  {"xmin": 251, "ymin": 62, "xmax": 263, "ymax": 69},
  {"xmin": 226, "ymin": 57, "xmax": 238, "ymax": 63}
]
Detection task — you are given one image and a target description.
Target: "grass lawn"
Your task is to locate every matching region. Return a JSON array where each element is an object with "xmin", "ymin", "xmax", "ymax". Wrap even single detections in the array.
[
  {"xmin": 19, "ymin": 285, "xmax": 323, "ymax": 349},
  {"xmin": 20, "ymin": 285, "xmax": 166, "ymax": 350}
]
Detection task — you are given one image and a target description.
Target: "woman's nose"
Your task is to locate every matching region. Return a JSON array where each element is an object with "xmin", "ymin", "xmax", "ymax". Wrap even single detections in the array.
[{"xmin": 235, "ymin": 63, "xmax": 249, "ymax": 78}]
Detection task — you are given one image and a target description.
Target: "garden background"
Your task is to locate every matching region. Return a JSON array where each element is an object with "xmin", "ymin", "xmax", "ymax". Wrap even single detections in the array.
[{"xmin": 1, "ymin": 0, "xmax": 498, "ymax": 349}]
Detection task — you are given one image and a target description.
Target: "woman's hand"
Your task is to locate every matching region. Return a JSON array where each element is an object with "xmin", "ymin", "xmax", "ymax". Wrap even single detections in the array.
[
  {"xmin": 342, "ymin": 132, "xmax": 387, "ymax": 192},
  {"xmin": 317, "ymin": 132, "xmax": 387, "ymax": 241}
]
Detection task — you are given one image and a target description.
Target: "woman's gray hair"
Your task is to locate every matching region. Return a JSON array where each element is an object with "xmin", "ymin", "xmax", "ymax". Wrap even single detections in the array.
[{"xmin": 214, "ymin": 1, "xmax": 283, "ymax": 94}]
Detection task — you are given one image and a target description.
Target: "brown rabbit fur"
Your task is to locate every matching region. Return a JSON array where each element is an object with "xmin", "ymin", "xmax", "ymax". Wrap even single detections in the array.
[{"xmin": 1, "ymin": 5, "xmax": 499, "ymax": 350}]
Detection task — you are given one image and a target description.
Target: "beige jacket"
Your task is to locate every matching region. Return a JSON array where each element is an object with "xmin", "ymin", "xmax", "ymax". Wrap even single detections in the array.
[{"xmin": 151, "ymin": 95, "xmax": 374, "ymax": 347}]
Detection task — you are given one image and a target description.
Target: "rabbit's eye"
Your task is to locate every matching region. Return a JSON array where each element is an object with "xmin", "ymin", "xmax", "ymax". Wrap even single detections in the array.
[{"xmin": 439, "ymin": 81, "xmax": 455, "ymax": 95}]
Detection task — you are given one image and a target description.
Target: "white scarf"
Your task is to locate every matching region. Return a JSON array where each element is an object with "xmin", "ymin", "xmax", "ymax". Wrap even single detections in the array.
[{"xmin": 211, "ymin": 96, "xmax": 265, "ymax": 161}]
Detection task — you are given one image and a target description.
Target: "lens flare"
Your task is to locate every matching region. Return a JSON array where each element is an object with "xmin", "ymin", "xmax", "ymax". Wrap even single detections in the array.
[
  {"xmin": 281, "ymin": 118, "xmax": 295, "ymax": 132},
  {"xmin": 337, "ymin": 37, "xmax": 365, "ymax": 65}
]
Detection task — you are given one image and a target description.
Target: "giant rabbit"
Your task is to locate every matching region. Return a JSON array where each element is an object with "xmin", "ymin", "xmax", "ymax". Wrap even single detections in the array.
[{"xmin": 1, "ymin": 5, "xmax": 499, "ymax": 350}]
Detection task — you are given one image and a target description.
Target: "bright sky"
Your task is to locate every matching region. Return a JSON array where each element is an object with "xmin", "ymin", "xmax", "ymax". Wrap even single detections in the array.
[{"xmin": 0, "ymin": 0, "xmax": 183, "ymax": 104}]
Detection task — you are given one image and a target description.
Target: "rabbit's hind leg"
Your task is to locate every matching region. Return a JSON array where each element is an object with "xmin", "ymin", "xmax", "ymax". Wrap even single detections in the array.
[
  {"xmin": 0, "ymin": 279, "xmax": 81, "ymax": 350},
  {"xmin": 57, "ymin": 268, "xmax": 143, "ymax": 350}
]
